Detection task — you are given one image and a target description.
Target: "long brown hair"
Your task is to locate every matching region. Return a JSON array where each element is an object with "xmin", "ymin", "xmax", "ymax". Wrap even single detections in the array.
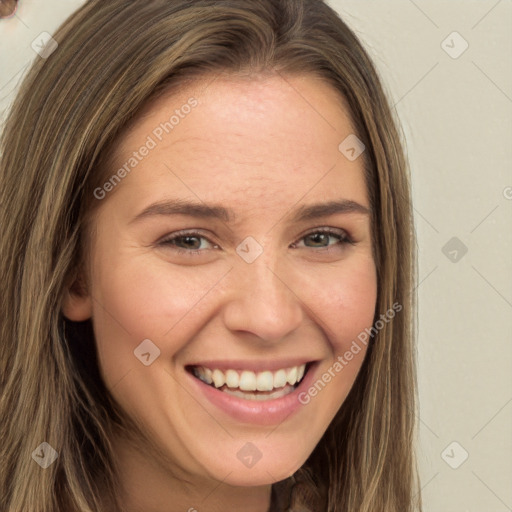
[{"xmin": 0, "ymin": 1, "xmax": 421, "ymax": 510}]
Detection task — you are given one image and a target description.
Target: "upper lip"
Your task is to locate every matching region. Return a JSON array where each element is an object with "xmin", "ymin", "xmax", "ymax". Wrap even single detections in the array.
[{"xmin": 186, "ymin": 358, "xmax": 317, "ymax": 373}]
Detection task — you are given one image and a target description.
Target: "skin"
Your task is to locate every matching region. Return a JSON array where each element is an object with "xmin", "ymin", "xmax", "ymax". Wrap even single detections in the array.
[{"xmin": 62, "ymin": 73, "xmax": 377, "ymax": 512}]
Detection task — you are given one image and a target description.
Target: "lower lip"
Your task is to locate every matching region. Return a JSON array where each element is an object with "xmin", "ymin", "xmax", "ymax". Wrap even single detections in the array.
[{"xmin": 186, "ymin": 363, "xmax": 318, "ymax": 426}]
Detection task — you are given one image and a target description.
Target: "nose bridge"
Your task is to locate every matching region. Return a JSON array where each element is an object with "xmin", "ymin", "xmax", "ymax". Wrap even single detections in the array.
[{"xmin": 222, "ymin": 240, "xmax": 303, "ymax": 341}]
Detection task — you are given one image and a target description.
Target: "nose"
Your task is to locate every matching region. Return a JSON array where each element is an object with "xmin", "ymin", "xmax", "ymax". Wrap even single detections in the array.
[{"xmin": 220, "ymin": 251, "xmax": 304, "ymax": 343}]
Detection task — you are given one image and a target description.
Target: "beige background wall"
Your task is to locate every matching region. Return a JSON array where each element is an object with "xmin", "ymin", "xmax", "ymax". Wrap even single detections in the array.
[
  {"xmin": 1, "ymin": 1, "xmax": 511, "ymax": 510},
  {"xmin": 327, "ymin": 2, "xmax": 512, "ymax": 511}
]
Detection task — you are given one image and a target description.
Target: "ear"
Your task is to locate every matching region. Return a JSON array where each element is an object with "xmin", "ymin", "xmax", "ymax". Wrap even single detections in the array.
[{"xmin": 61, "ymin": 271, "xmax": 93, "ymax": 321}]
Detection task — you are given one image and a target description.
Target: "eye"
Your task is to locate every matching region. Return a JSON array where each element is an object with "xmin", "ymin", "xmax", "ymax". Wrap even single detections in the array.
[
  {"xmin": 157, "ymin": 227, "xmax": 354, "ymax": 257},
  {"xmin": 158, "ymin": 230, "xmax": 218, "ymax": 256},
  {"xmin": 290, "ymin": 227, "xmax": 355, "ymax": 251}
]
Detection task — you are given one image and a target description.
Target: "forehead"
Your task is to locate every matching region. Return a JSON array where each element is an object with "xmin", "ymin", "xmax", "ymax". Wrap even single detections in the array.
[{"xmin": 104, "ymin": 73, "xmax": 369, "ymax": 218}]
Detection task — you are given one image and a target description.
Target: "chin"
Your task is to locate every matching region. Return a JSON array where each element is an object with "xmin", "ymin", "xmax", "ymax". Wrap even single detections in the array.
[
  {"xmin": 220, "ymin": 464, "xmax": 299, "ymax": 487},
  {"xmin": 204, "ymin": 448, "xmax": 310, "ymax": 487}
]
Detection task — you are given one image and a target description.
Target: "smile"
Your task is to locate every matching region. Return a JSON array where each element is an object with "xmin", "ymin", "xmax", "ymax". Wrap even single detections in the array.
[
  {"xmin": 191, "ymin": 364, "xmax": 307, "ymax": 401},
  {"xmin": 185, "ymin": 360, "xmax": 317, "ymax": 425}
]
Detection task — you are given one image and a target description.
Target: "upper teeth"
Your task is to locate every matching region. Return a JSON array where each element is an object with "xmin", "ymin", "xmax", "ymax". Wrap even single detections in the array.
[{"xmin": 193, "ymin": 364, "xmax": 306, "ymax": 391}]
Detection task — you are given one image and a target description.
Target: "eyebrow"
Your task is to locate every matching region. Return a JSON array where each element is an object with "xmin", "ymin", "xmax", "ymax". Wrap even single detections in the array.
[{"xmin": 130, "ymin": 198, "xmax": 371, "ymax": 225}]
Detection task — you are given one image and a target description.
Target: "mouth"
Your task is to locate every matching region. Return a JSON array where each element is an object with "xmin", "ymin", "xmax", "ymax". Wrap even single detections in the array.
[
  {"xmin": 186, "ymin": 363, "xmax": 311, "ymax": 401},
  {"xmin": 184, "ymin": 358, "xmax": 319, "ymax": 425}
]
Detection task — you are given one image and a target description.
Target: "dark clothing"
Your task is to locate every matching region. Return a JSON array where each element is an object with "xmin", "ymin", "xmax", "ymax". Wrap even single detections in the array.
[{"xmin": 269, "ymin": 468, "xmax": 327, "ymax": 512}]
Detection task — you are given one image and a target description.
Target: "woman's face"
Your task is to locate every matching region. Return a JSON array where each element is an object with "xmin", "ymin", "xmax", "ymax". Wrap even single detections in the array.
[{"xmin": 64, "ymin": 73, "xmax": 377, "ymax": 488}]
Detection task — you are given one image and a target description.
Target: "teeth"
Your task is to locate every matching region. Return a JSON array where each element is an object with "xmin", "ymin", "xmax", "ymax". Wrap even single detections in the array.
[
  {"xmin": 256, "ymin": 371, "xmax": 274, "ymax": 391},
  {"xmin": 211, "ymin": 369, "xmax": 225, "ymax": 388},
  {"xmin": 287, "ymin": 366, "xmax": 298, "ymax": 386},
  {"xmin": 203, "ymin": 367, "xmax": 213, "ymax": 384},
  {"xmin": 273, "ymin": 369, "xmax": 287, "ymax": 388},
  {"xmin": 193, "ymin": 364, "xmax": 307, "ymax": 392},
  {"xmin": 222, "ymin": 384, "xmax": 295, "ymax": 400},
  {"xmin": 225, "ymin": 369, "xmax": 239, "ymax": 388},
  {"xmin": 239, "ymin": 371, "xmax": 257, "ymax": 391}
]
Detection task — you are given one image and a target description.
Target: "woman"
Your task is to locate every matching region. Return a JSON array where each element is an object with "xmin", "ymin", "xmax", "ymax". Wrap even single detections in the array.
[{"xmin": 0, "ymin": 0, "xmax": 421, "ymax": 510}]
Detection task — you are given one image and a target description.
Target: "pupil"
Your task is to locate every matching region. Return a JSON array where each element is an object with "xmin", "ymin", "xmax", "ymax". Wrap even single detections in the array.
[
  {"xmin": 309, "ymin": 233, "xmax": 328, "ymax": 247},
  {"xmin": 183, "ymin": 236, "xmax": 200, "ymax": 249}
]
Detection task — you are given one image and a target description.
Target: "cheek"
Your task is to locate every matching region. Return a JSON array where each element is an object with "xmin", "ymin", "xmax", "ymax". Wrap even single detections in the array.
[
  {"xmin": 89, "ymin": 258, "xmax": 231, "ymax": 384},
  {"xmin": 310, "ymin": 255, "xmax": 378, "ymax": 350},
  {"xmin": 102, "ymin": 263, "xmax": 215, "ymax": 333},
  {"xmin": 301, "ymin": 255, "xmax": 377, "ymax": 409}
]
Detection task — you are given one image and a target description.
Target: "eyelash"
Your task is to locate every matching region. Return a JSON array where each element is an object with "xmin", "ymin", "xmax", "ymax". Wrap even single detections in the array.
[{"xmin": 158, "ymin": 227, "xmax": 355, "ymax": 257}]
